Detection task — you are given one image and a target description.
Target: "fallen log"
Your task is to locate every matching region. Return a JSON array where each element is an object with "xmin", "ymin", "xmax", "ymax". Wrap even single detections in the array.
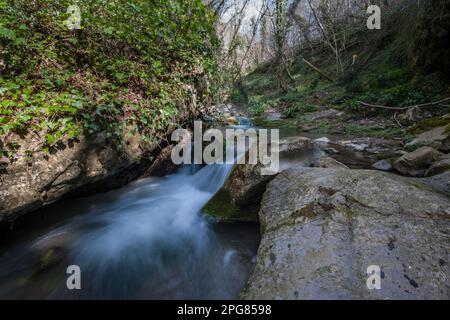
[
  {"xmin": 356, "ymin": 97, "xmax": 450, "ymax": 111},
  {"xmin": 302, "ymin": 58, "xmax": 333, "ymax": 82}
]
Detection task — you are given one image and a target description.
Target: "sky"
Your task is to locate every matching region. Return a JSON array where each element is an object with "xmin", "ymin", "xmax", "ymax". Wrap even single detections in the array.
[{"xmin": 221, "ymin": 0, "xmax": 264, "ymax": 26}]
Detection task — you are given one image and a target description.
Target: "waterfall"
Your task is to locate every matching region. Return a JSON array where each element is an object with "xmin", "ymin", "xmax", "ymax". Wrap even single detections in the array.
[{"xmin": 0, "ymin": 117, "xmax": 259, "ymax": 300}]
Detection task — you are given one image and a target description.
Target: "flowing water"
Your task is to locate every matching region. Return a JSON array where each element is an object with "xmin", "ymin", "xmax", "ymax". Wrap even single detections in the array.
[
  {"xmin": 0, "ymin": 121, "xmax": 261, "ymax": 300},
  {"xmin": 0, "ymin": 164, "xmax": 260, "ymax": 299},
  {"xmin": 0, "ymin": 116, "xmax": 343, "ymax": 300}
]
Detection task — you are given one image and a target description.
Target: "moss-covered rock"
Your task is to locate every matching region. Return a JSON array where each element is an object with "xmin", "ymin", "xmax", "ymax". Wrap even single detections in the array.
[
  {"xmin": 242, "ymin": 168, "xmax": 450, "ymax": 300},
  {"xmin": 202, "ymin": 162, "xmax": 276, "ymax": 223},
  {"xmin": 202, "ymin": 188, "xmax": 260, "ymax": 222}
]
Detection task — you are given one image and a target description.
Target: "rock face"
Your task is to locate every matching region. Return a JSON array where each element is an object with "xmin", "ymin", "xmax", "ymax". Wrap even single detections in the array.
[
  {"xmin": 242, "ymin": 168, "xmax": 450, "ymax": 300},
  {"xmin": 0, "ymin": 130, "xmax": 179, "ymax": 223},
  {"xmin": 0, "ymin": 102, "xmax": 195, "ymax": 223},
  {"xmin": 406, "ymin": 125, "xmax": 450, "ymax": 153},
  {"xmin": 393, "ymin": 147, "xmax": 444, "ymax": 177}
]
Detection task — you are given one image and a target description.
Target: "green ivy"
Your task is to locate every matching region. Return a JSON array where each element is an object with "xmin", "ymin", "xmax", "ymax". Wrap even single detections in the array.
[{"xmin": 0, "ymin": 0, "xmax": 218, "ymax": 159}]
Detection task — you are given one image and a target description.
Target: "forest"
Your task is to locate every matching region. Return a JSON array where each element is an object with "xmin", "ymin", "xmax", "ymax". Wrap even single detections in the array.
[{"xmin": 0, "ymin": 0, "xmax": 449, "ymax": 301}]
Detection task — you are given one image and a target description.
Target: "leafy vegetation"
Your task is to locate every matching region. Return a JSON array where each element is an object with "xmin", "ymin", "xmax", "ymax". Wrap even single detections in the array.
[
  {"xmin": 234, "ymin": 27, "xmax": 450, "ymax": 139},
  {"xmin": 248, "ymin": 96, "xmax": 270, "ymax": 116},
  {"xmin": 226, "ymin": 0, "xmax": 450, "ymax": 141},
  {"xmin": 0, "ymin": 0, "xmax": 218, "ymax": 158}
]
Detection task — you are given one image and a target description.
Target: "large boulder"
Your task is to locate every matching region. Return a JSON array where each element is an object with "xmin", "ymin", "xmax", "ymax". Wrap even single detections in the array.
[
  {"xmin": 202, "ymin": 136, "xmax": 317, "ymax": 222},
  {"xmin": 202, "ymin": 162, "xmax": 275, "ymax": 222},
  {"xmin": 241, "ymin": 168, "xmax": 450, "ymax": 300},
  {"xmin": 405, "ymin": 125, "xmax": 450, "ymax": 153},
  {"xmin": 393, "ymin": 147, "xmax": 443, "ymax": 177}
]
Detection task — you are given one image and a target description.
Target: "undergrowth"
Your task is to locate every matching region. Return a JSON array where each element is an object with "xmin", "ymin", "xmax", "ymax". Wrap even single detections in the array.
[{"xmin": 0, "ymin": 0, "xmax": 219, "ymax": 159}]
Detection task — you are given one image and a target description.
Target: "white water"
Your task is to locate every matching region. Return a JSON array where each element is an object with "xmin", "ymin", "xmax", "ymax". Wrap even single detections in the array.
[{"xmin": 0, "ymin": 124, "xmax": 261, "ymax": 299}]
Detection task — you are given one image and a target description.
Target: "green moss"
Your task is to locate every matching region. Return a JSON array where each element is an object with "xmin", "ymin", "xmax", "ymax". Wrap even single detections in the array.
[
  {"xmin": 407, "ymin": 116, "xmax": 450, "ymax": 134},
  {"xmin": 251, "ymin": 116, "xmax": 296, "ymax": 129},
  {"xmin": 343, "ymin": 125, "xmax": 409, "ymax": 139},
  {"xmin": 38, "ymin": 249, "xmax": 55, "ymax": 271},
  {"xmin": 21, "ymin": 247, "xmax": 65, "ymax": 286},
  {"xmin": 202, "ymin": 189, "xmax": 259, "ymax": 223}
]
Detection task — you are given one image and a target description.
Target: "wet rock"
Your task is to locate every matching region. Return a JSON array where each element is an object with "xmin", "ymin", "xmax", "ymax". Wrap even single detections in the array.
[
  {"xmin": 203, "ymin": 136, "xmax": 318, "ymax": 222},
  {"xmin": 144, "ymin": 145, "xmax": 179, "ymax": 177},
  {"xmin": 300, "ymin": 123, "xmax": 317, "ymax": 132},
  {"xmin": 415, "ymin": 170, "xmax": 450, "ymax": 195},
  {"xmin": 372, "ymin": 160, "xmax": 393, "ymax": 172},
  {"xmin": 316, "ymin": 157, "xmax": 349, "ymax": 169},
  {"xmin": 406, "ymin": 126, "xmax": 450, "ymax": 153},
  {"xmin": 335, "ymin": 138, "xmax": 403, "ymax": 154},
  {"xmin": 279, "ymin": 136, "xmax": 315, "ymax": 153},
  {"xmin": 315, "ymin": 137, "xmax": 331, "ymax": 144},
  {"xmin": 324, "ymin": 147, "xmax": 339, "ymax": 155},
  {"xmin": 308, "ymin": 109, "xmax": 344, "ymax": 121},
  {"xmin": 402, "ymin": 106, "xmax": 432, "ymax": 122},
  {"xmin": 426, "ymin": 154, "xmax": 450, "ymax": 177},
  {"xmin": 225, "ymin": 117, "xmax": 240, "ymax": 126},
  {"xmin": 393, "ymin": 147, "xmax": 443, "ymax": 177},
  {"xmin": 202, "ymin": 163, "xmax": 274, "ymax": 223},
  {"xmin": 241, "ymin": 168, "xmax": 450, "ymax": 300}
]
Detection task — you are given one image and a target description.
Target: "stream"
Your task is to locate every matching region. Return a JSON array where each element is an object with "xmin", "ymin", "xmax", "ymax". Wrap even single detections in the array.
[
  {"xmin": 0, "ymin": 114, "xmax": 383, "ymax": 300},
  {"xmin": 0, "ymin": 119, "xmax": 261, "ymax": 300},
  {"xmin": 0, "ymin": 164, "xmax": 260, "ymax": 299}
]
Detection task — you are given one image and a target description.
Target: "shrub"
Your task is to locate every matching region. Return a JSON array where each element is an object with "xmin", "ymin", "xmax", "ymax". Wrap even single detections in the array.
[{"xmin": 248, "ymin": 96, "xmax": 268, "ymax": 116}]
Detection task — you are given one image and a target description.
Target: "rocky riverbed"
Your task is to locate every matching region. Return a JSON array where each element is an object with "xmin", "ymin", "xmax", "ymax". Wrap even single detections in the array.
[{"xmin": 203, "ymin": 113, "xmax": 450, "ymax": 299}]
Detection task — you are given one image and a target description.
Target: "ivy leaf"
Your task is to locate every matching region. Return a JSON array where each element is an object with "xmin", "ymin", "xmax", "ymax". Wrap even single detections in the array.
[{"xmin": 46, "ymin": 134, "xmax": 57, "ymax": 145}]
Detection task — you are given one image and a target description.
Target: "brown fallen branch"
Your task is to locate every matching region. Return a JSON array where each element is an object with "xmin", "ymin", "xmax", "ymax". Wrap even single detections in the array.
[
  {"xmin": 355, "ymin": 101, "xmax": 405, "ymax": 111},
  {"xmin": 302, "ymin": 58, "xmax": 333, "ymax": 82},
  {"xmin": 412, "ymin": 97, "xmax": 450, "ymax": 109},
  {"xmin": 356, "ymin": 97, "xmax": 450, "ymax": 111}
]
